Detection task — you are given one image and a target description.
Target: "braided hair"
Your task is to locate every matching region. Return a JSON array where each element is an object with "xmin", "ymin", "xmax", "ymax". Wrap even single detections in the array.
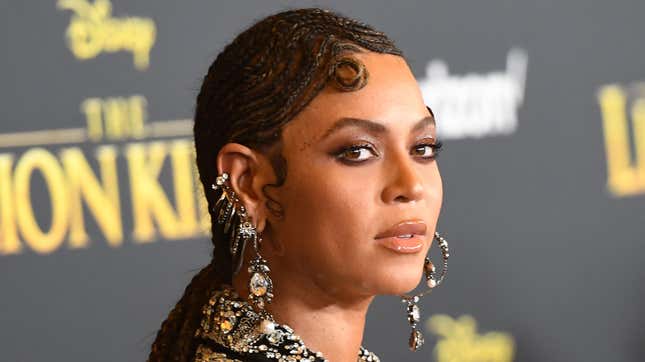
[{"xmin": 147, "ymin": 7, "xmax": 402, "ymax": 361}]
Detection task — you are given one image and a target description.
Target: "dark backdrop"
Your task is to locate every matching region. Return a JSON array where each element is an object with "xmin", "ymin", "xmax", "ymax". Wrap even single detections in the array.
[{"xmin": 1, "ymin": 1, "xmax": 644, "ymax": 361}]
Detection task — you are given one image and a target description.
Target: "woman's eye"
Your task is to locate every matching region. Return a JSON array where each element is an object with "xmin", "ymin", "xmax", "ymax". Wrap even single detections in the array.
[
  {"xmin": 335, "ymin": 144, "xmax": 377, "ymax": 163},
  {"xmin": 412, "ymin": 144, "xmax": 433, "ymax": 157},
  {"xmin": 412, "ymin": 141, "xmax": 443, "ymax": 159},
  {"xmin": 334, "ymin": 141, "xmax": 443, "ymax": 164}
]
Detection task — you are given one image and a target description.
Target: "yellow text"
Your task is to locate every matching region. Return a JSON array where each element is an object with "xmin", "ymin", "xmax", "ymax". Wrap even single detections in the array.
[
  {"xmin": 426, "ymin": 314, "xmax": 515, "ymax": 362},
  {"xmin": 57, "ymin": 0, "xmax": 156, "ymax": 70},
  {"xmin": 0, "ymin": 140, "xmax": 209, "ymax": 255},
  {"xmin": 82, "ymin": 94, "xmax": 147, "ymax": 141},
  {"xmin": 597, "ymin": 84, "xmax": 645, "ymax": 197}
]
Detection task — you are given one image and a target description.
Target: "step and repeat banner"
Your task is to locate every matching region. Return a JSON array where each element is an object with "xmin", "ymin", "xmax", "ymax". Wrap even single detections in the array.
[{"xmin": 1, "ymin": 1, "xmax": 643, "ymax": 361}]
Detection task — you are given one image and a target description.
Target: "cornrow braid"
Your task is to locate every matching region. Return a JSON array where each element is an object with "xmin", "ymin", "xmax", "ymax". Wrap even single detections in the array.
[{"xmin": 147, "ymin": 7, "xmax": 402, "ymax": 361}]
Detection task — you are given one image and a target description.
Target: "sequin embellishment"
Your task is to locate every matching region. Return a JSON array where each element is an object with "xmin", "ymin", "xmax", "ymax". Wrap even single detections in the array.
[{"xmin": 194, "ymin": 286, "xmax": 380, "ymax": 362}]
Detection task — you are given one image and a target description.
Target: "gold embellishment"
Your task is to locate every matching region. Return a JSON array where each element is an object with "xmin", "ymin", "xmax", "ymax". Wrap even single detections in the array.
[
  {"xmin": 195, "ymin": 286, "xmax": 380, "ymax": 362},
  {"xmin": 194, "ymin": 344, "xmax": 242, "ymax": 362}
]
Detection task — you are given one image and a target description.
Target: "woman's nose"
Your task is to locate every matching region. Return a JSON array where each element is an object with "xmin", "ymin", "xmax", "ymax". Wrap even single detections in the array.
[{"xmin": 381, "ymin": 154, "xmax": 425, "ymax": 204}]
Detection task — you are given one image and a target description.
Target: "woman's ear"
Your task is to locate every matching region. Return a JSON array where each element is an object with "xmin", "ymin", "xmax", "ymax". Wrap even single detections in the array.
[{"xmin": 216, "ymin": 143, "xmax": 271, "ymax": 233}]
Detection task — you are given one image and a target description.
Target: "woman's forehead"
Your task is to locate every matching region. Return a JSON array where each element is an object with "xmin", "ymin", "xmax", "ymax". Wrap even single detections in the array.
[{"xmin": 283, "ymin": 53, "xmax": 428, "ymax": 142}]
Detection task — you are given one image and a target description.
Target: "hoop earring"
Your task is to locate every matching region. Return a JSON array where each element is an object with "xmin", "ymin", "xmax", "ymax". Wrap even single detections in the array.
[
  {"xmin": 400, "ymin": 231, "xmax": 450, "ymax": 351},
  {"xmin": 211, "ymin": 172, "xmax": 274, "ymax": 314}
]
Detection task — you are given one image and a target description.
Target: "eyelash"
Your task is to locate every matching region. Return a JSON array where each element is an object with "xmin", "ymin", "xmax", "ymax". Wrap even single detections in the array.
[{"xmin": 334, "ymin": 140, "xmax": 443, "ymax": 164}]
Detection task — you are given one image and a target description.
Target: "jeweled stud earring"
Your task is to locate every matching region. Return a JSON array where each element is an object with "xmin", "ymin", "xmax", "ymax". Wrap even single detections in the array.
[{"xmin": 400, "ymin": 231, "xmax": 450, "ymax": 351}]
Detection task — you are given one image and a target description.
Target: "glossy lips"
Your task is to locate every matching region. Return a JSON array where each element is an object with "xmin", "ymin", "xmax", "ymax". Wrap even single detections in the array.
[{"xmin": 374, "ymin": 221, "xmax": 427, "ymax": 254}]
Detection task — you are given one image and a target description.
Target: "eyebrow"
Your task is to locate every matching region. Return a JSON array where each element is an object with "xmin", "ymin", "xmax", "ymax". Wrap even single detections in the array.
[{"xmin": 320, "ymin": 108, "xmax": 436, "ymax": 141}]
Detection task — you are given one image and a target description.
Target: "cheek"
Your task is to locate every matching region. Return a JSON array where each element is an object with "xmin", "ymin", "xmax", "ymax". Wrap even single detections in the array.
[
  {"xmin": 429, "ymin": 165, "xmax": 443, "ymax": 213},
  {"xmin": 277, "ymin": 163, "xmax": 376, "ymax": 270}
]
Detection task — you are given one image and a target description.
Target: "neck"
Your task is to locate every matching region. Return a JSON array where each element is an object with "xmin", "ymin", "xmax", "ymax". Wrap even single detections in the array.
[{"xmin": 234, "ymin": 268, "xmax": 374, "ymax": 362}]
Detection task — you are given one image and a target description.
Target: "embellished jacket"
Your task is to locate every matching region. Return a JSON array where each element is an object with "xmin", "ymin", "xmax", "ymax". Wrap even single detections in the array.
[{"xmin": 192, "ymin": 286, "xmax": 380, "ymax": 362}]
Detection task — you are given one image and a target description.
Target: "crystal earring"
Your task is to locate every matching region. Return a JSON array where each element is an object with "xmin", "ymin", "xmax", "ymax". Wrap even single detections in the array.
[
  {"xmin": 247, "ymin": 232, "xmax": 274, "ymax": 312},
  {"xmin": 211, "ymin": 172, "xmax": 274, "ymax": 313},
  {"xmin": 401, "ymin": 231, "xmax": 450, "ymax": 351}
]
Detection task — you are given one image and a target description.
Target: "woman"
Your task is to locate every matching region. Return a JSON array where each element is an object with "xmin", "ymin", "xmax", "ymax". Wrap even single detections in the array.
[{"xmin": 148, "ymin": 7, "xmax": 450, "ymax": 362}]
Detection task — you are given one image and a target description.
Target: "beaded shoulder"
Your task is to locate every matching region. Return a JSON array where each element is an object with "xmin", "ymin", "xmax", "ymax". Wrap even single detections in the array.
[{"xmin": 194, "ymin": 286, "xmax": 380, "ymax": 362}]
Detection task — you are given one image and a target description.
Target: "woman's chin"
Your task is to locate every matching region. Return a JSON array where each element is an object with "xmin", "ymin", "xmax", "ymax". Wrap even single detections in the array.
[{"xmin": 370, "ymin": 268, "xmax": 425, "ymax": 296}]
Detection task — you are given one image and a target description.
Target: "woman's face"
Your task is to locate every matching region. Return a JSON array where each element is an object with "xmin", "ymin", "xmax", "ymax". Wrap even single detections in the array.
[{"xmin": 268, "ymin": 52, "xmax": 443, "ymax": 299}]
